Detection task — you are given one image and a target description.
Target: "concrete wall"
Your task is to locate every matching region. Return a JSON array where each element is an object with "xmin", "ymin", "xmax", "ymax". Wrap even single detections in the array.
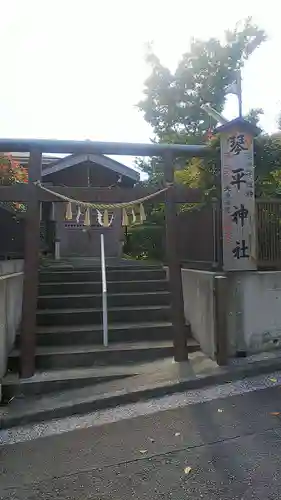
[
  {"xmin": 0, "ymin": 260, "xmax": 24, "ymax": 391},
  {"xmin": 181, "ymin": 268, "xmax": 281, "ymax": 360},
  {"xmin": 181, "ymin": 269, "xmax": 217, "ymax": 359},
  {"xmin": 227, "ymin": 271, "xmax": 281, "ymax": 355}
]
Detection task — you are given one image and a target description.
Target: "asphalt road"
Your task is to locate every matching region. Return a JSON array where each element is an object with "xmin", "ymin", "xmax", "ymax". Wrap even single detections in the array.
[{"xmin": 2, "ymin": 383, "xmax": 281, "ymax": 499}]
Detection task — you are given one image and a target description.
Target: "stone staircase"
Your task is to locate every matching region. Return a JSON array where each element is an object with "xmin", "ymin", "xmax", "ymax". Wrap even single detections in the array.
[{"xmin": 3, "ymin": 263, "xmax": 200, "ymax": 401}]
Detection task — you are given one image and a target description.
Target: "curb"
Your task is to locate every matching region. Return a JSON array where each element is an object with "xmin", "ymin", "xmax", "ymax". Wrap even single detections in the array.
[{"xmin": 2, "ymin": 355, "xmax": 281, "ymax": 429}]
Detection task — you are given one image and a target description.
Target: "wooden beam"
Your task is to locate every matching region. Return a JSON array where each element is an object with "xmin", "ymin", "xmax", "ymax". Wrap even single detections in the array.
[
  {"xmin": 20, "ymin": 150, "xmax": 42, "ymax": 378},
  {"xmin": 0, "ymin": 185, "xmax": 202, "ymax": 204},
  {"xmin": 164, "ymin": 152, "xmax": 189, "ymax": 362},
  {"xmin": 0, "ymin": 184, "xmax": 30, "ymax": 201},
  {"xmin": 0, "ymin": 138, "xmax": 209, "ymax": 157}
]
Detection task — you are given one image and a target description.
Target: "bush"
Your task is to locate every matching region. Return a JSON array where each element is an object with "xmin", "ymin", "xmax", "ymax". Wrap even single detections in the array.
[{"xmin": 125, "ymin": 223, "xmax": 165, "ymax": 261}]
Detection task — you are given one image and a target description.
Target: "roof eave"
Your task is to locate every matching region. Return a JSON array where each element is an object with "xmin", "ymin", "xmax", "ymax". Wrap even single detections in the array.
[{"xmin": 42, "ymin": 153, "xmax": 139, "ymax": 181}]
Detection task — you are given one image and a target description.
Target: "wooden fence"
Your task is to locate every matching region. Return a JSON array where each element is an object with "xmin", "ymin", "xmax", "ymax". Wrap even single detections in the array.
[
  {"xmin": 0, "ymin": 206, "xmax": 25, "ymax": 259},
  {"xmin": 0, "ymin": 205, "xmax": 55, "ymax": 259},
  {"xmin": 177, "ymin": 203, "xmax": 222, "ymax": 269},
  {"xmin": 256, "ymin": 199, "xmax": 281, "ymax": 269},
  {"xmin": 178, "ymin": 199, "xmax": 281, "ymax": 271}
]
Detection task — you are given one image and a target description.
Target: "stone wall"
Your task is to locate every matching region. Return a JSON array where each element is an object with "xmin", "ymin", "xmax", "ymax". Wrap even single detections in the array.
[
  {"xmin": 226, "ymin": 271, "xmax": 281, "ymax": 355},
  {"xmin": 181, "ymin": 268, "xmax": 281, "ymax": 361},
  {"xmin": 181, "ymin": 269, "xmax": 217, "ymax": 360},
  {"xmin": 0, "ymin": 260, "xmax": 24, "ymax": 397}
]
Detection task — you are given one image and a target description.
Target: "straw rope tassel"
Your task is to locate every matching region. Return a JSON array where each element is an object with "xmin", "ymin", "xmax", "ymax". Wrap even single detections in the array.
[
  {"xmin": 139, "ymin": 203, "xmax": 146, "ymax": 222},
  {"xmin": 103, "ymin": 209, "xmax": 109, "ymax": 227},
  {"xmin": 76, "ymin": 205, "xmax": 82, "ymax": 223},
  {"xmin": 65, "ymin": 202, "xmax": 72, "ymax": 220},
  {"xmin": 109, "ymin": 212, "xmax": 114, "ymax": 226},
  {"xmin": 132, "ymin": 208, "xmax": 136, "ymax": 224},
  {"xmin": 84, "ymin": 207, "xmax": 91, "ymax": 226},
  {"xmin": 122, "ymin": 208, "xmax": 129, "ymax": 227}
]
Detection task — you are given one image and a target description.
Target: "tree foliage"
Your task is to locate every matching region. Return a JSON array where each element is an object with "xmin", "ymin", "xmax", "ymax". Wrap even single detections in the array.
[
  {"xmin": 0, "ymin": 154, "xmax": 28, "ymax": 212},
  {"xmin": 138, "ymin": 17, "xmax": 266, "ymax": 143},
  {"xmin": 0, "ymin": 154, "xmax": 27, "ymax": 185},
  {"xmin": 174, "ymin": 134, "xmax": 281, "ymax": 199},
  {"xmin": 136, "ymin": 17, "xmax": 267, "ymax": 197},
  {"xmin": 128, "ymin": 19, "xmax": 281, "ymax": 260}
]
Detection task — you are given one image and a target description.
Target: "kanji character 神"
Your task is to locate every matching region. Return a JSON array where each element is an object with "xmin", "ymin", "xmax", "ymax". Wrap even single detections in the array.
[{"xmin": 231, "ymin": 204, "xmax": 249, "ymax": 227}]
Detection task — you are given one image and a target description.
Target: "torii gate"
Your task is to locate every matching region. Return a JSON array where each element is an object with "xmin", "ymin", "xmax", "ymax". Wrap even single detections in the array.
[{"xmin": 0, "ymin": 139, "xmax": 208, "ymax": 378}]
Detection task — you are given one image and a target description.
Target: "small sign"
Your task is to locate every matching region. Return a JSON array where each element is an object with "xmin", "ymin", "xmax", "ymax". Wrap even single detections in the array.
[{"xmin": 220, "ymin": 128, "xmax": 256, "ymax": 271}]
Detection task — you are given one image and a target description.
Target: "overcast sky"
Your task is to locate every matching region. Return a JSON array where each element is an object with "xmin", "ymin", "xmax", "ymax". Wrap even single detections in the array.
[{"xmin": 0, "ymin": 1, "xmax": 280, "ymax": 166}]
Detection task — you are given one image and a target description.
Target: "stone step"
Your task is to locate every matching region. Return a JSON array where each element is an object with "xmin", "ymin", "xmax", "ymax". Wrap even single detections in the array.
[
  {"xmin": 3, "ymin": 340, "xmax": 201, "ymax": 401},
  {"xmin": 8, "ymin": 341, "xmax": 179, "ymax": 372},
  {"xmin": 1, "ymin": 351, "xmax": 225, "ymax": 430},
  {"xmin": 39, "ymin": 279, "xmax": 169, "ymax": 296},
  {"xmin": 39, "ymin": 268, "xmax": 166, "ymax": 283},
  {"xmin": 15, "ymin": 322, "xmax": 174, "ymax": 347},
  {"xmin": 2, "ymin": 369, "xmax": 132, "ymax": 399},
  {"xmin": 36, "ymin": 305, "xmax": 171, "ymax": 327},
  {"xmin": 37, "ymin": 291, "xmax": 171, "ymax": 310},
  {"xmin": 41, "ymin": 263, "xmax": 163, "ymax": 272}
]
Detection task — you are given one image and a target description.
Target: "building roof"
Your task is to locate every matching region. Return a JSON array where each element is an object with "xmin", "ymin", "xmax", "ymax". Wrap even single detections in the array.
[
  {"xmin": 42, "ymin": 153, "xmax": 139, "ymax": 181},
  {"xmin": 11, "ymin": 152, "xmax": 139, "ymax": 182}
]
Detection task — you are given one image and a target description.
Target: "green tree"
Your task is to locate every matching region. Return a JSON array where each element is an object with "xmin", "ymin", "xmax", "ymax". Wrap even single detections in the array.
[
  {"xmin": 129, "ymin": 19, "xmax": 269, "ymax": 260},
  {"xmin": 136, "ymin": 17, "xmax": 266, "ymax": 194},
  {"xmin": 244, "ymin": 108, "xmax": 264, "ymax": 126},
  {"xmin": 138, "ymin": 17, "xmax": 266, "ymax": 144}
]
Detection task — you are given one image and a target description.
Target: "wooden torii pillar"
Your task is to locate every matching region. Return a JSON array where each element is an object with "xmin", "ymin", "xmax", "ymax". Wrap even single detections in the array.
[
  {"xmin": 164, "ymin": 152, "xmax": 188, "ymax": 361},
  {"xmin": 20, "ymin": 150, "xmax": 42, "ymax": 378},
  {"xmin": 0, "ymin": 138, "xmax": 208, "ymax": 377}
]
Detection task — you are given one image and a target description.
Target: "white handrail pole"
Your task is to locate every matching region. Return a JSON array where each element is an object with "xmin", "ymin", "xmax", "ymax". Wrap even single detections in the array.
[
  {"xmin": 100, "ymin": 233, "xmax": 108, "ymax": 347},
  {"xmin": 55, "ymin": 238, "xmax": 60, "ymax": 260}
]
